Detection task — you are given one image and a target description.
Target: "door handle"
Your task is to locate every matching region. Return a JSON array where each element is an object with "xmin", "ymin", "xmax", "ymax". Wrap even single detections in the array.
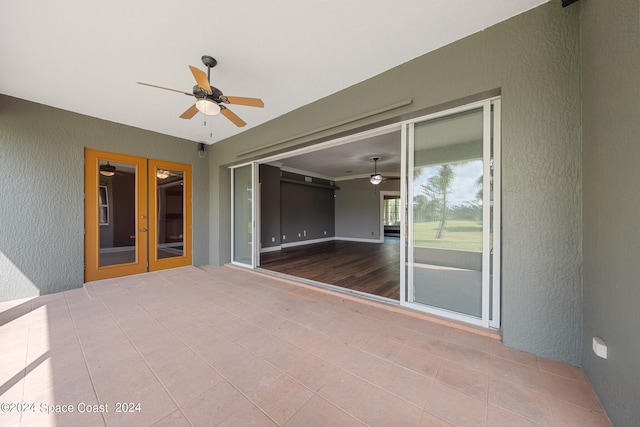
[{"xmin": 140, "ymin": 228, "xmax": 148, "ymax": 232}]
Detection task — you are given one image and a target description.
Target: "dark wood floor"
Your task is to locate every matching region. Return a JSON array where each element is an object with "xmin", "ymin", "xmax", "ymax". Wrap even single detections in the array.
[{"xmin": 259, "ymin": 239, "xmax": 400, "ymax": 300}]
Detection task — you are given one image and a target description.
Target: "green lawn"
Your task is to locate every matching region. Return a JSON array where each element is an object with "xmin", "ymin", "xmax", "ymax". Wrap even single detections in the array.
[{"xmin": 413, "ymin": 220, "xmax": 483, "ymax": 252}]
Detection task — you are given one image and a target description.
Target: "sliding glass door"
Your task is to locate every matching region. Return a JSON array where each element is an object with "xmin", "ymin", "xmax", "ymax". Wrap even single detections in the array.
[
  {"xmin": 403, "ymin": 99, "xmax": 500, "ymax": 328},
  {"xmin": 231, "ymin": 163, "xmax": 258, "ymax": 267}
]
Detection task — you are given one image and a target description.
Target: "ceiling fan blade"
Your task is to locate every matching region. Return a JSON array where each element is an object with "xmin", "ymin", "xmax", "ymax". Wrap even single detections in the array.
[
  {"xmin": 220, "ymin": 105, "xmax": 246, "ymax": 127},
  {"xmin": 179, "ymin": 104, "xmax": 199, "ymax": 119},
  {"xmin": 137, "ymin": 82, "xmax": 192, "ymax": 96},
  {"xmin": 222, "ymin": 96, "xmax": 264, "ymax": 108},
  {"xmin": 188, "ymin": 66, "xmax": 212, "ymax": 94}
]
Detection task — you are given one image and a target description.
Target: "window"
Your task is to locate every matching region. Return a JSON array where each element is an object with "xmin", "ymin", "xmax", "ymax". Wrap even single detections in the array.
[
  {"xmin": 99, "ymin": 185, "xmax": 109, "ymax": 225},
  {"xmin": 383, "ymin": 196, "xmax": 401, "ymax": 226}
]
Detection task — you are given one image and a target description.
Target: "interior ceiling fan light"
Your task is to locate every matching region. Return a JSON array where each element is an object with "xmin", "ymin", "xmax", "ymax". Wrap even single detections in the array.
[
  {"xmin": 370, "ymin": 156, "xmax": 382, "ymax": 185},
  {"xmin": 195, "ymin": 98, "xmax": 221, "ymax": 116},
  {"xmin": 99, "ymin": 170, "xmax": 115, "ymax": 177}
]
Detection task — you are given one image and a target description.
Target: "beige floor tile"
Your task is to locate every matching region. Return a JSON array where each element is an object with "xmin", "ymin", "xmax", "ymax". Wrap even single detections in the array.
[
  {"xmin": 417, "ymin": 411, "xmax": 455, "ymax": 426},
  {"xmin": 284, "ymin": 395, "xmax": 359, "ymax": 427},
  {"xmin": 282, "ymin": 352, "xmax": 338, "ymax": 392},
  {"xmin": 360, "ymin": 334, "xmax": 404, "ymax": 361},
  {"xmin": 3, "ymin": 266, "xmax": 612, "ymax": 427},
  {"xmin": 488, "ymin": 377, "xmax": 554, "ymax": 426},
  {"xmin": 548, "ymin": 398, "xmax": 612, "ymax": 427},
  {"xmin": 444, "ymin": 342, "xmax": 490, "ymax": 372},
  {"xmin": 217, "ymin": 399, "xmax": 278, "ymax": 427},
  {"xmin": 342, "ymin": 349, "xmax": 394, "ymax": 385},
  {"xmin": 487, "ymin": 403, "xmax": 541, "ymax": 426},
  {"xmin": 180, "ymin": 381, "xmax": 247, "ymax": 426},
  {"xmin": 436, "ymin": 360, "xmax": 489, "ymax": 401},
  {"xmin": 535, "ymin": 371, "xmax": 604, "ymax": 413},
  {"xmin": 318, "ymin": 370, "xmax": 374, "ymax": 416},
  {"xmin": 425, "ymin": 382, "xmax": 488, "ymax": 427},
  {"xmin": 537, "ymin": 355, "xmax": 587, "ymax": 382},
  {"xmin": 395, "ymin": 345, "xmax": 442, "ymax": 379},
  {"xmin": 357, "ymin": 387, "xmax": 423, "ymax": 427},
  {"xmin": 252, "ymin": 375, "xmax": 313, "ymax": 425},
  {"xmin": 377, "ymin": 364, "xmax": 434, "ymax": 409}
]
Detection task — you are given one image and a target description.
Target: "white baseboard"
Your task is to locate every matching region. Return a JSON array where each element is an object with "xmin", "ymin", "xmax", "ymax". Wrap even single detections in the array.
[
  {"xmin": 281, "ymin": 237, "xmax": 334, "ymax": 248},
  {"xmin": 260, "ymin": 246, "xmax": 282, "ymax": 253},
  {"xmin": 334, "ymin": 237, "xmax": 382, "ymax": 244}
]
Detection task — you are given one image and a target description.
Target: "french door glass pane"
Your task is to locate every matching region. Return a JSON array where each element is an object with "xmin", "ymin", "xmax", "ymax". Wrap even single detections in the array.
[
  {"xmin": 411, "ymin": 108, "xmax": 484, "ymax": 317},
  {"xmin": 156, "ymin": 168, "xmax": 185, "ymax": 259},
  {"xmin": 98, "ymin": 160, "xmax": 137, "ymax": 267},
  {"xmin": 233, "ymin": 165, "xmax": 253, "ymax": 265}
]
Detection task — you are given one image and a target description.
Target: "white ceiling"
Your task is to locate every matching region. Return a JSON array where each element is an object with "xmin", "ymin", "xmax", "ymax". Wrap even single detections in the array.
[{"xmin": 0, "ymin": 1, "xmax": 546, "ymax": 146}]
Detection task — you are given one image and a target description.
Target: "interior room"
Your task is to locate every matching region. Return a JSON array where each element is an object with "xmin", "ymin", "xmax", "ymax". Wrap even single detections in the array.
[{"xmin": 1, "ymin": 0, "xmax": 639, "ymax": 425}]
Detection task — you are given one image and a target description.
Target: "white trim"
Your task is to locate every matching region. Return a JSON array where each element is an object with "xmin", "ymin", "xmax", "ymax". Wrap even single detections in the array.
[
  {"xmin": 403, "ymin": 301, "xmax": 485, "ymax": 327},
  {"xmin": 253, "ymin": 162, "xmax": 260, "ymax": 268},
  {"xmin": 256, "ymin": 123, "xmax": 402, "ymax": 166},
  {"xmin": 491, "ymin": 99, "xmax": 502, "ymax": 329},
  {"xmin": 401, "ymin": 97, "xmax": 501, "ymax": 329},
  {"xmin": 280, "ymin": 166, "xmax": 336, "ymax": 182},
  {"xmin": 481, "ymin": 101, "xmax": 492, "ymax": 327},
  {"xmin": 281, "ymin": 237, "xmax": 335, "ymax": 248},
  {"xmin": 260, "ymin": 245, "xmax": 282, "ymax": 253},
  {"xmin": 400, "ymin": 122, "xmax": 408, "ymax": 305},
  {"xmin": 334, "ymin": 237, "xmax": 381, "ymax": 244},
  {"xmin": 379, "ymin": 191, "xmax": 401, "ymax": 243}
]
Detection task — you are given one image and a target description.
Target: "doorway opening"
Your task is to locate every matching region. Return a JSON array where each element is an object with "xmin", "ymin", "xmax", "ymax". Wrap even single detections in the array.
[{"xmin": 231, "ymin": 97, "xmax": 501, "ymax": 328}]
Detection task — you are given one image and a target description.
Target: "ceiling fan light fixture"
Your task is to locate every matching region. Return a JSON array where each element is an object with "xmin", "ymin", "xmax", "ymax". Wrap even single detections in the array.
[
  {"xmin": 100, "ymin": 170, "xmax": 115, "ymax": 177},
  {"xmin": 370, "ymin": 156, "xmax": 382, "ymax": 185},
  {"xmin": 156, "ymin": 169, "xmax": 171, "ymax": 179},
  {"xmin": 195, "ymin": 98, "xmax": 221, "ymax": 115}
]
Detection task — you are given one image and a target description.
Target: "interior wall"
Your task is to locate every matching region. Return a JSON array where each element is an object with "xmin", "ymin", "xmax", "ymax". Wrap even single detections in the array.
[
  {"xmin": 210, "ymin": 1, "xmax": 582, "ymax": 364},
  {"xmin": 335, "ymin": 179, "xmax": 400, "ymax": 241},
  {"xmin": 259, "ymin": 164, "xmax": 282, "ymax": 250},
  {"xmin": 281, "ymin": 182, "xmax": 335, "ymax": 245},
  {"xmin": 581, "ymin": 0, "xmax": 640, "ymax": 425},
  {"xmin": 0, "ymin": 95, "xmax": 210, "ymax": 302}
]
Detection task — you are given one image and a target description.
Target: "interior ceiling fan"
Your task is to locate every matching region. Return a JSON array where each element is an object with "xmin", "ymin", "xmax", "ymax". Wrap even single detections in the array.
[
  {"xmin": 369, "ymin": 156, "xmax": 399, "ymax": 185},
  {"xmin": 137, "ymin": 55, "xmax": 264, "ymax": 127}
]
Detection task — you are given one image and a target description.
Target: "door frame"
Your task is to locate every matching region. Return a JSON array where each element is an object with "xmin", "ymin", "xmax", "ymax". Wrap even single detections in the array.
[
  {"xmin": 148, "ymin": 159, "xmax": 193, "ymax": 272},
  {"xmin": 84, "ymin": 149, "xmax": 193, "ymax": 282},
  {"xmin": 400, "ymin": 98, "xmax": 501, "ymax": 328},
  {"xmin": 84, "ymin": 149, "xmax": 148, "ymax": 282}
]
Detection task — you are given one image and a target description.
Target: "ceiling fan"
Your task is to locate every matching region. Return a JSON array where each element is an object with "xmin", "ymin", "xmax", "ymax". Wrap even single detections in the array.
[
  {"xmin": 137, "ymin": 55, "xmax": 264, "ymax": 127},
  {"xmin": 369, "ymin": 156, "xmax": 399, "ymax": 185}
]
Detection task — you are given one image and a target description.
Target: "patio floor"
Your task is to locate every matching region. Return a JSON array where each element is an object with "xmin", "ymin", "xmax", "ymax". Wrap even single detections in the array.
[{"xmin": 0, "ymin": 266, "xmax": 610, "ymax": 426}]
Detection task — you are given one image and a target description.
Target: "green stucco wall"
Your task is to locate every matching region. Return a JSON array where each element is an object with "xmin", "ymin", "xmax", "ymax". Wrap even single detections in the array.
[
  {"xmin": 581, "ymin": 0, "xmax": 640, "ymax": 425},
  {"xmin": 0, "ymin": 96, "xmax": 209, "ymax": 301}
]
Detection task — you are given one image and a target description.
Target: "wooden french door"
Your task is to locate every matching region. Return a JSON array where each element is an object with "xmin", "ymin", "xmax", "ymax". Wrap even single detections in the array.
[{"xmin": 84, "ymin": 149, "xmax": 192, "ymax": 282}]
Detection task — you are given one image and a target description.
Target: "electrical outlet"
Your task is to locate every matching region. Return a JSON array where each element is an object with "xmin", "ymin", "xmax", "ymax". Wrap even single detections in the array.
[
  {"xmin": 298, "ymin": 233, "xmax": 301, "ymax": 237},
  {"xmin": 303, "ymin": 230, "xmax": 307, "ymax": 237},
  {"xmin": 282, "ymin": 235, "xmax": 286, "ymax": 240},
  {"xmin": 271, "ymin": 237, "xmax": 275, "ymax": 243},
  {"xmin": 324, "ymin": 231, "xmax": 327, "ymax": 235}
]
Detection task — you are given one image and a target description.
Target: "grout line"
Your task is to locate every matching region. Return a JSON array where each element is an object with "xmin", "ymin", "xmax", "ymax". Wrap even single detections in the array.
[{"xmin": 62, "ymin": 290, "xmax": 107, "ymax": 426}]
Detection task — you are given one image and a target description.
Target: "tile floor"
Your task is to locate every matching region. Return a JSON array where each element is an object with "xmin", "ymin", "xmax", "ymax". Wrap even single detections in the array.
[{"xmin": 0, "ymin": 266, "xmax": 611, "ymax": 427}]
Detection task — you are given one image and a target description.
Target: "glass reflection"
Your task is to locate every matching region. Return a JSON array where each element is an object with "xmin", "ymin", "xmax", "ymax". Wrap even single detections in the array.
[
  {"xmin": 98, "ymin": 160, "xmax": 137, "ymax": 267},
  {"xmin": 156, "ymin": 168, "xmax": 184, "ymax": 259}
]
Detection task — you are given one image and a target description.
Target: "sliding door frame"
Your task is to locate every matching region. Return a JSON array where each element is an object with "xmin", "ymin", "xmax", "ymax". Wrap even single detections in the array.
[{"xmin": 401, "ymin": 98, "xmax": 501, "ymax": 328}]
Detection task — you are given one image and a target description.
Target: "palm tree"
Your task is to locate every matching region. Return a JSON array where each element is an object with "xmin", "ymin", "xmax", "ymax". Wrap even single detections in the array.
[{"xmin": 421, "ymin": 164, "xmax": 455, "ymax": 239}]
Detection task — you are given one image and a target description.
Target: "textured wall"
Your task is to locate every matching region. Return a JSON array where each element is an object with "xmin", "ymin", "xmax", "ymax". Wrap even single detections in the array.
[
  {"xmin": 209, "ymin": 1, "xmax": 582, "ymax": 364},
  {"xmin": 0, "ymin": 96, "xmax": 209, "ymax": 302},
  {"xmin": 581, "ymin": 0, "xmax": 640, "ymax": 425}
]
